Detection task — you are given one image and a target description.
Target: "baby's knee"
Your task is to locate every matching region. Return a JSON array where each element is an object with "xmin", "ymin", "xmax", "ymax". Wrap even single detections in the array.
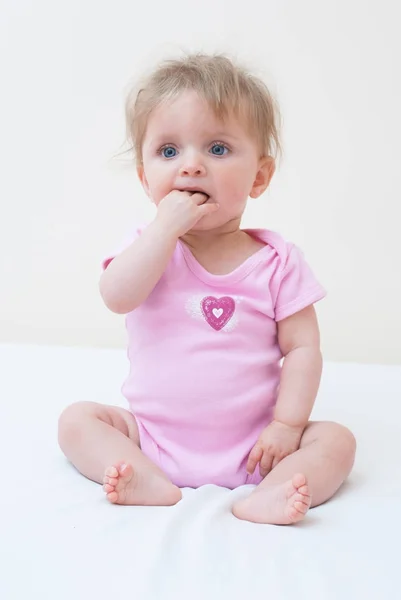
[
  {"xmin": 58, "ymin": 401, "xmax": 97, "ymax": 448},
  {"xmin": 324, "ymin": 422, "xmax": 357, "ymax": 466}
]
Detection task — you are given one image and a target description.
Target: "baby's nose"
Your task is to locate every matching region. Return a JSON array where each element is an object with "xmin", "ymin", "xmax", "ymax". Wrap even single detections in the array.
[{"xmin": 179, "ymin": 158, "xmax": 206, "ymax": 177}]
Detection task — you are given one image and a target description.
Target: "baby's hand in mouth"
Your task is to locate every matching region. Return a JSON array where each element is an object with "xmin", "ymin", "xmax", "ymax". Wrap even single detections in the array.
[{"xmin": 187, "ymin": 190, "xmax": 209, "ymax": 203}]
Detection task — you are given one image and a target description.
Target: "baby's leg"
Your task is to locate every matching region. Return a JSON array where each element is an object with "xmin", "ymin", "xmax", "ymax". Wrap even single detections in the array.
[
  {"xmin": 58, "ymin": 401, "xmax": 181, "ymax": 506},
  {"xmin": 232, "ymin": 421, "xmax": 356, "ymax": 525}
]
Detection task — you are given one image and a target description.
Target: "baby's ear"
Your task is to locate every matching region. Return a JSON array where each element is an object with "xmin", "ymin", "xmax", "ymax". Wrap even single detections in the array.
[
  {"xmin": 249, "ymin": 156, "xmax": 276, "ymax": 198},
  {"xmin": 137, "ymin": 165, "xmax": 151, "ymax": 198}
]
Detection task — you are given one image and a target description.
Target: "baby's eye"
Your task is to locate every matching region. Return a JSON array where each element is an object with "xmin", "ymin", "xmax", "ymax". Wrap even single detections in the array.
[
  {"xmin": 160, "ymin": 146, "xmax": 177, "ymax": 159},
  {"xmin": 209, "ymin": 143, "xmax": 229, "ymax": 156}
]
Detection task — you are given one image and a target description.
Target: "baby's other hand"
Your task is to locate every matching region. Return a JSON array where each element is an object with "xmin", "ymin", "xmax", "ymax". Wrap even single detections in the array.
[{"xmin": 246, "ymin": 420, "xmax": 304, "ymax": 479}]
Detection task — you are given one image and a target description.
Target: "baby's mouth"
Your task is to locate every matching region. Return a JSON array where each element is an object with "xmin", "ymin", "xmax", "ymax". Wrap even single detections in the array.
[{"xmin": 186, "ymin": 189, "xmax": 211, "ymax": 202}]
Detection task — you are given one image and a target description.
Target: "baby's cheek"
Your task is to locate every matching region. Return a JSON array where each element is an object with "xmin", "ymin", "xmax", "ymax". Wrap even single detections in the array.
[
  {"xmin": 149, "ymin": 183, "xmax": 170, "ymax": 205},
  {"xmin": 225, "ymin": 187, "xmax": 249, "ymax": 211}
]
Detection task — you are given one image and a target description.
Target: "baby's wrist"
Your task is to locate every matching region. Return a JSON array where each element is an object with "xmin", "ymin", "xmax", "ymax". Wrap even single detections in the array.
[
  {"xmin": 272, "ymin": 417, "xmax": 306, "ymax": 432},
  {"xmin": 150, "ymin": 217, "xmax": 180, "ymax": 243}
]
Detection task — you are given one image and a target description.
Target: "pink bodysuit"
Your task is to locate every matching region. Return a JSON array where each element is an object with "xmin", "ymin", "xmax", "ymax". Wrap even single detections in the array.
[{"xmin": 103, "ymin": 227, "xmax": 326, "ymax": 489}]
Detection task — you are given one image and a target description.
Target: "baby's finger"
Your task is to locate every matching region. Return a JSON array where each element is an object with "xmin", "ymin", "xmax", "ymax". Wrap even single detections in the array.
[
  {"xmin": 259, "ymin": 451, "xmax": 274, "ymax": 478},
  {"xmin": 246, "ymin": 444, "xmax": 263, "ymax": 475},
  {"xmin": 190, "ymin": 191, "xmax": 210, "ymax": 205},
  {"xmin": 197, "ymin": 202, "xmax": 219, "ymax": 217},
  {"xmin": 271, "ymin": 455, "xmax": 281, "ymax": 470}
]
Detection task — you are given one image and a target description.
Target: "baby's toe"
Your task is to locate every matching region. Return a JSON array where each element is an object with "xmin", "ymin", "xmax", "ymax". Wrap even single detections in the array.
[
  {"xmin": 106, "ymin": 491, "xmax": 118, "ymax": 503},
  {"xmin": 103, "ymin": 475, "xmax": 118, "ymax": 486},
  {"xmin": 105, "ymin": 466, "xmax": 119, "ymax": 478},
  {"xmin": 287, "ymin": 505, "xmax": 305, "ymax": 522},
  {"xmin": 294, "ymin": 500, "xmax": 309, "ymax": 513},
  {"xmin": 117, "ymin": 463, "xmax": 131, "ymax": 477},
  {"xmin": 294, "ymin": 492, "xmax": 309, "ymax": 506},
  {"xmin": 103, "ymin": 483, "xmax": 115, "ymax": 493},
  {"xmin": 297, "ymin": 484, "xmax": 310, "ymax": 496},
  {"xmin": 292, "ymin": 473, "xmax": 307, "ymax": 489}
]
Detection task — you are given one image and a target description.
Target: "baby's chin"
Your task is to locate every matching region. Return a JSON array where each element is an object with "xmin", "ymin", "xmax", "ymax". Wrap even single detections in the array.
[
  {"xmin": 190, "ymin": 214, "xmax": 241, "ymax": 234},
  {"xmin": 191, "ymin": 212, "xmax": 220, "ymax": 230}
]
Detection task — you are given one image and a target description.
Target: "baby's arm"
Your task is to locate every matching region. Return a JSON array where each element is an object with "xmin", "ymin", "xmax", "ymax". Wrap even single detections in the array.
[
  {"xmin": 247, "ymin": 304, "xmax": 323, "ymax": 477},
  {"xmin": 274, "ymin": 305, "xmax": 322, "ymax": 427},
  {"xmin": 99, "ymin": 190, "xmax": 218, "ymax": 313},
  {"xmin": 99, "ymin": 219, "xmax": 177, "ymax": 313}
]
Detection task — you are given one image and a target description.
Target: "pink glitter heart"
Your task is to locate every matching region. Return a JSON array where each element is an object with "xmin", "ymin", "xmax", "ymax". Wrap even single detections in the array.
[{"xmin": 201, "ymin": 296, "xmax": 235, "ymax": 331}]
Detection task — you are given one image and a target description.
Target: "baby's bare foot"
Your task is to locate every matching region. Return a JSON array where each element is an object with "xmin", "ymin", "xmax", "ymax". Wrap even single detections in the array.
[
  {"xmin": 102, "ymin": 462, "xmax": 182, "ymax": 506},
  {"xmin": 232, "ymin": 473, "xmax": 311, "ymax": 525}
]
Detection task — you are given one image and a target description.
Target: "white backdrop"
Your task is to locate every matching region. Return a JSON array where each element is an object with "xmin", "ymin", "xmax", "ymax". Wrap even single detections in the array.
[{"xmin": 1, "ymin": 0, "xmax": 400, "ymax": 364}]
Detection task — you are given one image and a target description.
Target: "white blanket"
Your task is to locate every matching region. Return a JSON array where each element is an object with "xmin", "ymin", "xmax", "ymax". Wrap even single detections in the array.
[{"xmin": 1, "ymin": 344, "xmax": 400, "ymax": 599}]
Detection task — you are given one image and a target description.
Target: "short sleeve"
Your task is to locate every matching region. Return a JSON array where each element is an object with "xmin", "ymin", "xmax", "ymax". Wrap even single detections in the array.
[
  {"xmin": 101, "ymin": 226, "xmax": 142, "ymax": 271},
  {"xmin": 273, "ymin": 244, "xmax": 326, "ymax": 322}
]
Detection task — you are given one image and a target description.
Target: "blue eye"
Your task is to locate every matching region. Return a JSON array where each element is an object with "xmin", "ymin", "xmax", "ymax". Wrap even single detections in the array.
[
  {"xmin": 210, "ymin": 143, "xmax": 228, "ymax": 156},
  {"xmin": 161, "ymin": 146, "xmax": 177, "ymax": 158}
]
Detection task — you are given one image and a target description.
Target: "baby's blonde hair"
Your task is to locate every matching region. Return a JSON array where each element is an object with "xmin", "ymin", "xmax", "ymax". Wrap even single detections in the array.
[{"xmin": 124, "ymin": 53, "xmax": 282, "ymax": 165}]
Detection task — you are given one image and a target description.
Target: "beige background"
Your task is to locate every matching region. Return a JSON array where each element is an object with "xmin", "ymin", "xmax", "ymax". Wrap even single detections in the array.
[{"xmin": 1, "ymin": 0, "xmax": 400, "ymax": 364}]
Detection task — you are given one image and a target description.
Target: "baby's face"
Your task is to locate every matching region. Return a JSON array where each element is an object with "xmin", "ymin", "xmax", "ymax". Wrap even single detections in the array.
[{"xmin": 138, "ymin": 91, "xmax": 273, "ymax": 231}]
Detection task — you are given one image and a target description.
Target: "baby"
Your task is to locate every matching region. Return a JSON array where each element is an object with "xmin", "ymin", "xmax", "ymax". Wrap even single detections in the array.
[{"xmin": 58, "ymin": 53, "xmax": 356, "ymax": 525}]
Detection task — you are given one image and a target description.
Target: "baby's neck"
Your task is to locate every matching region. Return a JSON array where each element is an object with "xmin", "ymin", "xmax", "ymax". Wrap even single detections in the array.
[
  {"xmin": 181, "ymin": 219, "xmax": 243, "ymax": 254},
  {"xmin": 180, "ymin": 221, "xmax": 265, "ymax": 276}
]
